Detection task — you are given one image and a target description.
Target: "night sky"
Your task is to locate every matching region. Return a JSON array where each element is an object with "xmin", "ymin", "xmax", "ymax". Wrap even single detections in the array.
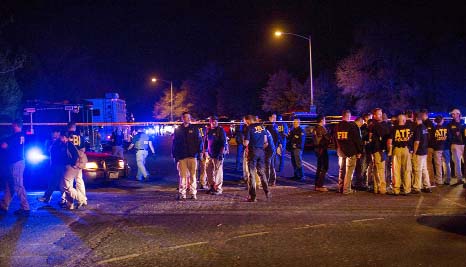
[{"xmin": 2, "ymin": 0, "xmax": 465, "ymax": 120}]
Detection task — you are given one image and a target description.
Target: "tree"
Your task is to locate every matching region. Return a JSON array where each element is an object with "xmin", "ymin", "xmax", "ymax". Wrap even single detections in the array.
[
  {"xmin": 0, "ymin": 29, "xmax": 24, "ymax": 121},
  {"xmin": 153, "ymin": 86, "xmax": 193, "ymax": 120},
  {"xmin": 261, "ymin": 70, "xmax": 309, "ymax": 114},
  {"xmin": 335, "ymin": 22, "xmax": 424, "ymax": 114},
  {"xmin": 313, "ymin": 71, "xmax": 348, "ymax": 115}
]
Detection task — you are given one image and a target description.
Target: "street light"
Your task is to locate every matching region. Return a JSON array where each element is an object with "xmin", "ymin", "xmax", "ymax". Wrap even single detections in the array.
[
  {"xmin": 151, "ymin": 77, "xmax": 174, "ymax": 122},
  {"xmin": 274, "ymin": 30, "xmax": 316, "ymax": 114}
]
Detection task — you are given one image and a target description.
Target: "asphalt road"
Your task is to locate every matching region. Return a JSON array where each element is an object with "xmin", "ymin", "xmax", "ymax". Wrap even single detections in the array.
[{"xmin": 1, "ymin": 136, "xmax": 466, "ymax": 267}]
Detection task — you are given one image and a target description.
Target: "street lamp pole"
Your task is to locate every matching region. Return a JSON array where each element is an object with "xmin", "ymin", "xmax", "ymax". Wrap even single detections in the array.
[
  {"xmin": 170, "ymin": 81, "xmax": 173, "ymax": 122},
  {"xmin": 275, "ymin": 31, "xmax": 316, "ymax": 114}
]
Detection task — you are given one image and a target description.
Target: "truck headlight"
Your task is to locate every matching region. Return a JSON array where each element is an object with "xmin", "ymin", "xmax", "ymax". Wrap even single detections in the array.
[
  {"xmin": 118, "ymin": 160, "xmax": 125, "ymax": 169},
  {"xmin": 85, "ymin": 162, "xmax": 99, "ymax": 170}
]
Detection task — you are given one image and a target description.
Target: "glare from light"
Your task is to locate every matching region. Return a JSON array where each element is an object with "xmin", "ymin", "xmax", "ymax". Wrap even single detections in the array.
[
  {"xmin": 151, "ymin": 77, "xmax": 157, "ymax": 83},
  {"xmin": 118, "ymin": 160, "xmax": 125, "ymax": 169},
  {"xmin": 26, "ymin": 147, "xmax": 47, "ymax": 164},
  {"xmin": 274, "ymin": 31, "xmax": 283, "ymax": 37},
  {"xmin": 85, "ymin": 162, "xmax": 99, "ymax": 169}
]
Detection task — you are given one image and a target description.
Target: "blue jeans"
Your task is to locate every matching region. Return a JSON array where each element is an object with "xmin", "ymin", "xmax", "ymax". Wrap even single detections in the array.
[
  {"xmin": 291, "ymin": 148, "xmax": 304, "ymax": 179},
  {"xmin": 247, "ymin": 148, "xmax": 269, "ymax": 199}
]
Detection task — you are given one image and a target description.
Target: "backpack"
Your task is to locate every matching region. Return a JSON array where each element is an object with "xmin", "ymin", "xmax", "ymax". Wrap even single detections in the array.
[
  {"xmin": 67, "ymin": 144, "xmax": 88, "ymax": 169},
  {"xmin": 76, "ymin": 149, "xmax": 88, "ymax": 169}
]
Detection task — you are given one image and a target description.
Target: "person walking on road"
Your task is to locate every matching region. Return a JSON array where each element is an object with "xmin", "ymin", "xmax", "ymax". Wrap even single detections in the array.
[
  {"xmin": 0, "ymin": 121, "xmax": 30, "ymax": 216},
  {"xmin": 313, "ymin": 115, "xmax": 330, "ymax": 192},
  {"xmin": 205, "ymin": 116, "xmax": 228, "ymax": 195},
  {"xmin": 289, "ymin": 119, "xmax": 306, "ymax": 180},
  {"xmin": 387, "ymin": 113, "xmax": 413, "ymax": 195},
  {"xmin": 334, "ymin": 110, "xmax": 363, "ymax": 194},
  {"xmin": 432, "ymin": 115, "xmax": 451, "ymax": 185},
  {"xmin": 67, "ymin": 122, "xmax": 88, "ymax": 206},
  {"xmin": 60, "ymin": 132, "xmax": 87, "ymax": 210},
  {"xmin": 412, "ymin": 116, "xmax": 433, "ymax": 193},
  {"xmin": 368, "ymin": 108, "xmax": 390, "ymax": 194},
  {"xmin": 265, "ymin": 114, "xmax": 280, "ymax": 186},
  {"xmin": 276, "ymin": 115, "xmax": 289, "ymax": 173},
  {"xmin": 244, "ymin": 115, "xmax": 271, "ymax": 202},
  {"xmin": 128, "ymin": 128, "xmax": 155, "ymax": 182},
  {"xmin": 111, "ymin": 127, "xmax": 125, "ymax": 159},
  {"xmin": 447, "ymin": 108, "xmax": 464, "ymax": 185},
  {"xmin": 172, "ymin": 112, "xmax": 203, "ymax": 200}
]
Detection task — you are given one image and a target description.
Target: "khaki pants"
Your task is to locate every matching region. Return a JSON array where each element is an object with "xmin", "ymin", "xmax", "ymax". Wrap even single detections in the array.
[
  {"xmin": 372, "ymin": 152, "xmax": 387, "ymax": 194},
  {"xmin": 433, "ymin": 150, "xmax": 451, "ymax": 184},
  {"xmin": 75, "ymin": 169, "xmax": 87, "ymax": 203},
  {"xmin": 413, "ymin": 155, "xmax": 431, "ymax": 190},
  {"xmin": 198, "ymin": 156, "xmax": 207, "ymax": 186},
  {"xmin": 427, "ymin": 148, "xmax": 435, "ymax": 184},
  {"xmin": 136, "ymin": 150, "xmax": 149, "ymax": 180},
  {"xmin": 391, "ymin": 147, "xmax": 412, "ymax": 194},
  {"xmin": 451, "ymin": 144, "xmax": 464, "ymax": 182},
  {"xmin": 63, "ymin": 165, "xmax": 86, "ymax": 206},
  {"xmin": 177, "ymin": 157, "xmax": 198, "ymax": 197},
  {"xmin": 206, "ymin": 157, "xmax": 224, "ymax": 193},
  {"xmin": 338, "ymin": 155, "xmax": 357, "ymax": 193},
  {"xmin": 1, "ymin": 161, "xmax": 29, "ymax": 211}
]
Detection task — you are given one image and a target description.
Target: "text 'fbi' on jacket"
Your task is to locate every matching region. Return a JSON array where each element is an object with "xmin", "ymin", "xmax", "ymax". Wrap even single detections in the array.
[
  {"xmin": 394, "ymin": 128, "xmax": 411, "ymax": 142},
  {"xmin": 435, "ymin": 128, "xmax": 448, "ymax": 141},
  {"xmin": 254, "ymin": 125, "xmax": 264, "ymax": 133},
  {"xmin": 70, "ymin": 134, "xmax": 81, "ymax": 146},
  {"xmin": 336, "ymin": 131, "xmax": 348, "ymax": 140}
]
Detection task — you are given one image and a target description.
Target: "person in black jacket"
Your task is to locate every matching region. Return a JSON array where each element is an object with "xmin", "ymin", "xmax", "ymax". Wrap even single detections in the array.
[
  {"xmin": 447, "ymin": 108, "xmax": 464, "ymax": 185},
  {"xmin": 172, "ymin": 112, "xmax": 203, "ymax": 200},
  {"xmin": 335, "ymin": 110, "xmax": 363, "ymax": 194},
  {"xmin": 0, "ymin": 121, "xmax": 30, "ymax": 216},
  {"xmin": 313, "ymin": 115, "xmax": 330, "ymax": 192},
  {"xmin": 289, "ymin": 118, "xmax": 306, "ymax": 180},
  {"xmin": 205, "ymin": 116, "xmax": 228, "ymax": 195},
  {"xmin": 265, "ymin": 114, "xmax": 281, "ymax": 186}
]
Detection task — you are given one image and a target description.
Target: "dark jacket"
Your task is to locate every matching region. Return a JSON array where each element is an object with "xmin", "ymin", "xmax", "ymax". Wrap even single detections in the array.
[
  {"xmin": 64, "ymin": 141, "xmax": 79, "ymax": 166},
  {"xmin": 334, "ymin": 121, "xmax": 362, "ymax": 157},
  {"xmin": 289, "ymin": 126, "xmax": 305, "ymax": 150},
  {"xmin": 172, "ymin": 124, "xmax": 203, "ymax": 161},
  {"xmin": 368, "ymin": 120, "xmax": 390, "ymax": 153},
  {"xmin": 266, "ymin": 123, "xmax": 281, "ymax": 147},
  {"xmin": 448, "ymin": 120, "xmax": 464, "ymax": 145},
  {"xmin": 205, "ymin": 126, "xmax": 227, "ymax": 158}
]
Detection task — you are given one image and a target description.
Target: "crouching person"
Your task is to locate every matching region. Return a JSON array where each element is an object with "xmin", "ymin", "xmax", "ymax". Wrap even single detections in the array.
[{"xmin": 61, "ymin": 132, "xmax": 86, "ymax": 210}]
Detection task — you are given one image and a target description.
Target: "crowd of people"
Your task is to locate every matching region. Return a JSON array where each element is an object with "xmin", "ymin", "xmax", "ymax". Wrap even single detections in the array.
[
  {"xmin": 1, "ymin": 107, "xmax": 465, "ymax": 215},
  {"xmin": 173, "ymin": 107, "xmax": 466, "ymax": 202}
]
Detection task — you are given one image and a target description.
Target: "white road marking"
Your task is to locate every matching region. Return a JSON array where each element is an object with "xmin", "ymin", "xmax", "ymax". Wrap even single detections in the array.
[
  {"xmin": 293, "ymin": 224, "xmax": 328, "ymax": 230},
  {"xmin": 351, "ymin": 218, "xmax": 384, "ymax": 223},
  {"xmin": 96, "ymin": 253, "xmax": 141, "ymax": 264},
  {"xmin": 167, "ymin": 241, "xmax": 209, "ymax": 250},
  {"xmin": 230, "ymin": 232, "xmax": 270, "ymax": 239}
]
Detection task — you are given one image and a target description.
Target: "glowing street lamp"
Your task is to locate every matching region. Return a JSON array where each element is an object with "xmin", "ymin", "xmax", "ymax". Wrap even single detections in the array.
[
  {"xmin": 274, "ymin": 30, "xmax": 316, "ymax": 114},
  {"xmin": 151, "ymin": 77, "xmax": 174, "ymax": 122}
]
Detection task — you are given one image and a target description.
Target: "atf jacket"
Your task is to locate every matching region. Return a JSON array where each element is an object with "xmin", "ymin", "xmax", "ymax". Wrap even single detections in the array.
[
  {"xmin": 289, "ymin": 126, "xmax": 305, "ymax": 150},
  {"xmin": 172, "ymin": 124, "xmax": 203, "ymax": 161},
  {"xmin": 334, "ymin": 121, "xmax": 362, "ymax": 157}
]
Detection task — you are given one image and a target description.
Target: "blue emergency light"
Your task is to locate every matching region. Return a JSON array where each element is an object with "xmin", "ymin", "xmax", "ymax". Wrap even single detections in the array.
[{"xmin": 26, "ymin": 147, "xmax": 47, "ymax": 164}]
